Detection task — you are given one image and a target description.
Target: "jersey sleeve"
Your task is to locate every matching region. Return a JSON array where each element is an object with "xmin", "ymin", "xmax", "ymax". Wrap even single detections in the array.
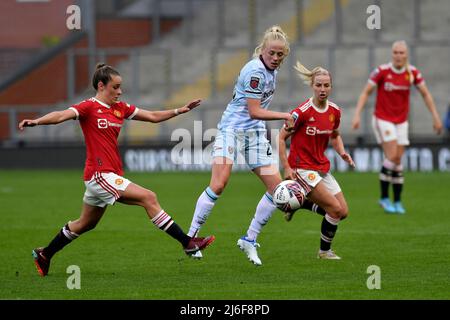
[
  {"xmin": 412, "ymin": 68, "xmax": 425, "ymax": 86},
  {"xmin": 291, "ymin": 107, "xmax": 304, "ymax": 131},
  {"xmin": 243, "ymin": 70, "xmax": 266, "ymax": 99},
  {"xmin": 334, "ymin": 109, "xmax": 341, "ymax": 130},
  {"xmin": 69, "ymin": 100, "xmax": 92, "ymax": 120},
  {"xmin": 123, "ymin": 102, "xmax": 139, "ymax": 120},
  {"xmin": 368, "ymin": 66, "xmax": 383, "ymax": 86}
]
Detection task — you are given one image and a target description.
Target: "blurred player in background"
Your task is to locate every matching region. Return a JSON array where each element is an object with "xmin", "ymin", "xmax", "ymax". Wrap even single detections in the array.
[
  {"xmin": 352, "ymin": 40, "xmax": 442, "ymax": 214},
  {"xmin": 279, "ymin": 62, "xmax": 354, "ymax": 259},
  {"xmin": 19, "ymin": 63, "xmax": 215, "ymax": 277},
  {"xmin": 186, "ymin": 25, "xmax": 295, "ymax": 266}
]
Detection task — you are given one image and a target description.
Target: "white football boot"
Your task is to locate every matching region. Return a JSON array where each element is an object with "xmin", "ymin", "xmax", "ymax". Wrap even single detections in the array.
[
  {"xmin": 237, "ymin": 237, "xmax": 262, "ymax": 266},
  {"xmin": 190, "ymin": 250, "xmax": 203, "ymax": 259},
  {"xmin": 317, "ymin": 250, "xmax": 341, "ymax": 260}
]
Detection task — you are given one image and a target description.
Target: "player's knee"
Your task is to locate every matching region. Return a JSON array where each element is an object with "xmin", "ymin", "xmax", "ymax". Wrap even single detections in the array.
[
  {"xmin": 338, "ymin": 202, "xmax": 349, "ymax": 219},
  {"xmin": 339, "ymin": 209, "xmax": 349, "ymax": 220},
  {"xmin": 143, "ymin": 190, "xmax": 159, "ymax": 207},
  {"xmin": 328, "ymin": 204, "xmax": 347, "ymax": 219},
  {"xmin": 388, "ymin": 155, "xmax": 401, "ymax": 165},
  {"xmin": 210, "ymin": 181, "xmax": 227, "ymax": 195}
]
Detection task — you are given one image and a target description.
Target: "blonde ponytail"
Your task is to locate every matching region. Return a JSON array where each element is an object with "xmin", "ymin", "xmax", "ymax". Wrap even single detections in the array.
[
  {"xmin": 294, "ymin": 61, "xmax": 331, "ymax": 86},
  {"xmin": 406, "ymin": 63, "xmax": 414, "ymax": 85}
]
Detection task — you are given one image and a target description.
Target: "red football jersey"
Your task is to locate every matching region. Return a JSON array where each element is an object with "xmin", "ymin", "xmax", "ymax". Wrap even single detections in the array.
[
  {"xmin": 288, "ymin": 98, "xmax": 341, "ymax": 173},
  {"xmin": 369, "ymin": 62, "xmax": 424, "ymax": 124},
  {"xmin": 69, "ymin": 98, "xmax": 138, "ymax": 180}
]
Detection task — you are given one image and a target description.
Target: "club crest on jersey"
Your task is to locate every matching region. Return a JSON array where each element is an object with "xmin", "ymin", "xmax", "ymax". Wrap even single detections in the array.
[
  {"xmin": 329, "ymin": 114, "xmax": 335, "ymax": 122},
  {"xmin": 250, "ymin": 77, "xmax": 260, "ymax": 89},
  {"xmin": 98, "ymin": 119, "xmax": 108, "ymax": 129},
  {"xmin": 405, "ymin": 74, "xmax": 409, "ymax": 81},
  {"xmin": 113, "ymin": 110, "xmax": 122, "ymax": 118}
]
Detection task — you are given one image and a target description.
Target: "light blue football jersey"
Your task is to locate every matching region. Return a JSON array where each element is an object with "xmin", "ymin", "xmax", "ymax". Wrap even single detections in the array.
[{"xmin": 217, "ymin": 57, "xmax": 277, "ymax": 131}]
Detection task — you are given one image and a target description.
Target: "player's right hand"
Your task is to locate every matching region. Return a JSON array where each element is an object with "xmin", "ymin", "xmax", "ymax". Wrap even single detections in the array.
[
  {"xmin": 433, "ymin": 118, "xmax": 443, "ymax": 135},
  {"xmin": 18, "ymin": 119, "xmax": 38, "ymax": 130},
  {"xmin": 351, "ymin": 115, "xmax": 360, "ymax": 130}
]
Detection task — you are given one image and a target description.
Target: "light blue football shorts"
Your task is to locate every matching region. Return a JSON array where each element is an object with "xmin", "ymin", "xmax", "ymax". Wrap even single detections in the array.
[{"xmin": 212, "ymin": 129, "xmax": 274, "ymax": 170}]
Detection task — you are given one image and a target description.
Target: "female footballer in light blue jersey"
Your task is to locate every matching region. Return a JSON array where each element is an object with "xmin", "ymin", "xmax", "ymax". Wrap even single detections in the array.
[{"xmin": 186, "ymin": 25, "xmax": 295, "ymax": 265}]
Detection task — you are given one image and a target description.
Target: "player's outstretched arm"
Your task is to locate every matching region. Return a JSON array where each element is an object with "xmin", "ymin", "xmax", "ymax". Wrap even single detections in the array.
[
  {"xmin": 133, "ymin": 99, "xmax": 201, "ymax": 123},
  {"xmin": 18, "ymin": 109, "xmax": 76, "ymax": 131}
]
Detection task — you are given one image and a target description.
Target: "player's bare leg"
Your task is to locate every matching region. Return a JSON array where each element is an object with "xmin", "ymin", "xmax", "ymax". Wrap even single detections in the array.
[
  {"xmin": 237, "ymin": 165, "xmax": 281, "ymax": 266},
  {"xmin": 186, "ymin": 158, "xmax": 233, "ymax": 259},
  {"xmin": 119, "ymin": 183, "xmax": 215, "ymax": 255},
  {"xmin": 32, "ymin": 203, "xmax": 106, "ymax": 276}
]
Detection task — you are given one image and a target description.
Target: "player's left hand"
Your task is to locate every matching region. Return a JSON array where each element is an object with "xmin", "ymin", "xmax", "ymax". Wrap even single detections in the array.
[
  {"xmin": 177, "ymin": 99, "xmax": 202, "ymax": 114},
  {"xmin": 433, "ymin": 118, "xmax": 443, "ymax": 135},
  {"xmin": 340, "ymin": 152, "xmax": 355, "ymax": 168},
  {"xmin": 284, "ymin": 115, "xmax": 295, "ymax": 132}
]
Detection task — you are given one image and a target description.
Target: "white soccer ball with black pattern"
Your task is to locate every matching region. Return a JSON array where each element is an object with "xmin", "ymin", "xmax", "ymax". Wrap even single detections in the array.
[{"xmin": 273, "ymin": 180, "xmax": 307, "ymax": 212}]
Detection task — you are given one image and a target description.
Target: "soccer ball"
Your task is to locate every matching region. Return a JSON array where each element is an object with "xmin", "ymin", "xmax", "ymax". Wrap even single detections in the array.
[{"xmin": 272, "ymin": 180, "xmax": 307, "ymax": 212}]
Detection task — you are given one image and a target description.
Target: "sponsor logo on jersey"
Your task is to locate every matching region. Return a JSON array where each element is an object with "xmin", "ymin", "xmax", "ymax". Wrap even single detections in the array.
[
  {"xmin": 98, "ymin": 119, "xmax": 122, "ymax": 129},
  {"xmin": 98, "ymin": 119, "xmax": 108, "ymax": 129},
  {"xmin": 384, "ymin": 82, "xmax": 409, "ymax": 92},
  {"xmin": 306, "ymin": 126, "xmax": 316, "ymax": 135},
  {"xmin": 306, "ymin": 126, "xmax": 333, "ymax": 136},
  {"xmin": 115, "ymin": 178, "xmax": 124, "ymax": 185},
  {"xmin": 261, "ymin": 89, "xmax": 274, "ymax": 102},
  {"xmin": 250, "ymin": 77, "xmax": 260, "ymax": 89}
]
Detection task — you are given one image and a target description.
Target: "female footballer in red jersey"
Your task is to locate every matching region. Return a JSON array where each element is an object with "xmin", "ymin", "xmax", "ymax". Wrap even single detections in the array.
[
  {"xmin": 279, "ymin": 62, "xmax": 355, "ymax": 260},
  {"xmin": 19, "ymin": 63, "xmax": 215, "ymax": 276},
  {"xmin": 352, "ymin": 41, "xmax": 442, "ymax": 214}
]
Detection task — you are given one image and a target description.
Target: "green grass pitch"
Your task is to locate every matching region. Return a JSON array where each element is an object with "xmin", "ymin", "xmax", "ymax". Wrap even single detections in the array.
[{"xmin": 1, "ymin": 170, "xmax": 449, "ymax": 299}]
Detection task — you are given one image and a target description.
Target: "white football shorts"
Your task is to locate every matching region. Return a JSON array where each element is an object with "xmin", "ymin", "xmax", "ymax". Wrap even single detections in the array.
[
  {"xmin": 83, "ymin": 172, "xmax": 131, "ymax": 207},
  {"xmin": 372, "ymin": 116, "xmax": 409, "ymax": 146},
  {"xmin": 212, "ymin": 129, "xmax": 274, "ymax": 169},
  {"xmin": 295, "ymin": 169, "xmax": 342, "ymax": 195}
]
